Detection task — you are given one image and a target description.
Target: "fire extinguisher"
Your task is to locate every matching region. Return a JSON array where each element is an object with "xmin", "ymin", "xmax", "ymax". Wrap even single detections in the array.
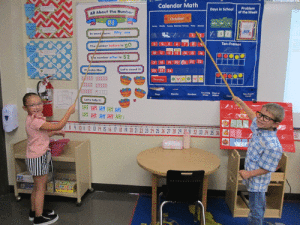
[{"xmin": 37, "ymin": 76, "xmax": 53, "ymax": 117}]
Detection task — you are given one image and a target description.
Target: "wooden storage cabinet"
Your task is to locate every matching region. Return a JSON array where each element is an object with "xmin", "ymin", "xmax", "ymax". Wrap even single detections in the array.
[
  {"xmin": 12, "ymin": 139, "xmax": 92, "ymax": 206},
  {"xmin": 225, "ymin": 149, "xmax": 288, "ymax": 218}
]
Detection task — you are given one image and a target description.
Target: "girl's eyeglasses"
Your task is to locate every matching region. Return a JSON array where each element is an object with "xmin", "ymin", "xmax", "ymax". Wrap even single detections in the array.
[
  {"xmin": 256, "ymin": 111, "xmax": 277, "ymax": 122},
  {"xmin": 26, "ymin": 102, "xmax": 43, "ymax": 108}
]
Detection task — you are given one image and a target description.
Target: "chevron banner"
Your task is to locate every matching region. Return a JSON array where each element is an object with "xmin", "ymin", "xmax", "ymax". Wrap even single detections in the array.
[{"xmin": 25, "ymin": 0, "xmax": 73, "ymax": 39}]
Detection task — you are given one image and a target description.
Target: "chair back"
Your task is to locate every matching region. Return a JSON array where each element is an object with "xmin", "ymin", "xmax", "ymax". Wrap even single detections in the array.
[{"xmin": 166, "ymin": 170, "xmax": 205, "ymax": 203}]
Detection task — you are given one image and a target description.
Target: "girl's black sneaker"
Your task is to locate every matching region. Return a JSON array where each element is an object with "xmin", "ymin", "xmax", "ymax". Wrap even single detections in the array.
[
  {"xmin": 33, "ymin": 214, "xmax": 58, "ymax": 225},
  {"xmin": 29, "ymin": 209, "xmax": 55, "ymax": 221}
]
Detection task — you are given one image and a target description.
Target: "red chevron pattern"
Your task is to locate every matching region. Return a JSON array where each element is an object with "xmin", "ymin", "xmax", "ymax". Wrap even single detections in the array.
[{"xmin": 26, "ymin": 0, "xmax": 73, "ymax": 38}]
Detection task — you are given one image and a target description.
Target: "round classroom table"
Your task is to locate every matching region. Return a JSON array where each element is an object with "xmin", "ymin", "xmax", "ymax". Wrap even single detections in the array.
[{"xmin": 137, "ymin": 147, "xmax": 220, "ymax": 225}]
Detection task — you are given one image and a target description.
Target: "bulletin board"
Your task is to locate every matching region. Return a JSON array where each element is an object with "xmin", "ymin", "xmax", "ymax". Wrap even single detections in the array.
[
  {"xmin": 24, "ymin": 0, "xmax": 73, "ymax": 80},
  {"xmin": 26, "ymin": 40, "xmax": 72, "ymax": 80},
  {"xmin": 76, "ymin": 0, "xmax": 268, "ymax": 125},
  {"xmin": 25, "ymin": 0, "xmax": 73, "ymax": 39},
  {"xmin": 147, "ymin": 0, "xmax": 263, "ymax": 101},
  {"xmin": 220, "ymin": 100, "xmax": 295, "ymax": 153}
]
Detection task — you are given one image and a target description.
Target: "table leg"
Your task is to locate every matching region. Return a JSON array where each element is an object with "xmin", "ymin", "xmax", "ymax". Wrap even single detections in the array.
[
  {"xmin": 202, "ymin": 175, "xmax": 209, "ymax": 211},
  {"xmin": 151, "ymin": 174, "xmax": 159, "ymax": 225}
]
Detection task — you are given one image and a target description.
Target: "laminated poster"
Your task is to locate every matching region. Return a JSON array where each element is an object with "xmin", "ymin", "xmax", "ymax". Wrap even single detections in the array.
[
  {"xmin": 147, "ymin": 0, "xmax": 264, "ymax": 101},
  {"xmin": 220, "ymin": 100, "xmax": 295, "ymax": 153},
  {"xmin": 76, "ymin": 2, "xmax": 147, "ymax": 122}
]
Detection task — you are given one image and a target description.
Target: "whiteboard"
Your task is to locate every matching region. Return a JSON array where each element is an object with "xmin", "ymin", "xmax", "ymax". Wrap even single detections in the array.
[
  {"xmin": 257, "ymin": 2, "xmax": 300, "ymax": 128},
  {"xmin": 76, "ymin": 2, "xmax": 300, "ymax": 127}
]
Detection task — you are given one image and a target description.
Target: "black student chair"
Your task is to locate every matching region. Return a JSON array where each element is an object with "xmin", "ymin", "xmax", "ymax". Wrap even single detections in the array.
[{"xmin": 159, "ymin": 170, "xmax": 206, "ymax": 225}]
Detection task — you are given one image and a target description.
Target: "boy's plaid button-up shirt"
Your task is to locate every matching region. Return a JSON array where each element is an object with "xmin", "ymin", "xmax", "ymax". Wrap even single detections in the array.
[{"xmin": 243, "ymin": 117, "xmax": 283, "ymax": 192}]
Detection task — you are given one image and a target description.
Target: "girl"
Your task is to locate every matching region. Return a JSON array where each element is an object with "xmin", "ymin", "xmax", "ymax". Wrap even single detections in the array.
[{"xmin": 23, "ymin": 93, "xmax": 75, "ymax": 225}]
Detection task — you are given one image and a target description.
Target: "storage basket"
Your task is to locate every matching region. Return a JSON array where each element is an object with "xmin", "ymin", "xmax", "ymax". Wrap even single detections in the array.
[{"xmin": 49, "ymin": 139, "xmax": 70, "ymax": 156}]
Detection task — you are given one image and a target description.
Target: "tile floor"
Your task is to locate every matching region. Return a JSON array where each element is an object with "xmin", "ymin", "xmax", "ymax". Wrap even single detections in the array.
[{"xmin": 0, "ymin": 191, "xmax": 138, "ymax": 225}]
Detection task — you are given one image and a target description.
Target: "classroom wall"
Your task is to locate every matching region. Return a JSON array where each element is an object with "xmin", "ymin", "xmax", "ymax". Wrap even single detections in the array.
[
  {"xmin": 1, "ymin": 0, "xmax": 299, "ymax": 194},
  {"xmin": 0, "ymin": 0, "xmax": 27, "ymax": 182}
]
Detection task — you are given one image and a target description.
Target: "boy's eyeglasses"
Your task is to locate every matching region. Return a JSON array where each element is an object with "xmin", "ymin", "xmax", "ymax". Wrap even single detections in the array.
[
  {"xmin": 256, "ymin": 111, "xmax": 277, "ymax": 122},
  {"xmin": 26, "ymin": 102, "xmax": 43, "ymax": 108}
]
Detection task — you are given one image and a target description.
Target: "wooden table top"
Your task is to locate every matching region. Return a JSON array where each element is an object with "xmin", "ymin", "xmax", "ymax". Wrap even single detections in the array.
[{"xmin": 137, "ymin": 147, "xmax": 220, "ymax": 176}]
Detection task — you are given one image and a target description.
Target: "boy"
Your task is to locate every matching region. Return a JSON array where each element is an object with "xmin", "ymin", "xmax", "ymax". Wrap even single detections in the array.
[{"xmin": 232, "ymin": 96, "xmax": 285, "ymax": 225}]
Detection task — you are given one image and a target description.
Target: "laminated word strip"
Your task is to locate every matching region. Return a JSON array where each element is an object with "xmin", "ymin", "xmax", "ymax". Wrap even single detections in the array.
[
  {"xmin": 59, "ymin": 122, "xmax": 220, "ymax": 137},
  {"xmin": 53, "ymin": 121, "xmax": 300, "ymax": 141}
]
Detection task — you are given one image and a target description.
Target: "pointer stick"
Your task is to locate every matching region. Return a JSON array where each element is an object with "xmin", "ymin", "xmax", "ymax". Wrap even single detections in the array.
[
  {"xmin": 75, "ymin": 31, "xmax": 104, "ymax": 104},
  {"xmin": 195, "ymin": 31, "xmax": 235, "ymax": 98}
]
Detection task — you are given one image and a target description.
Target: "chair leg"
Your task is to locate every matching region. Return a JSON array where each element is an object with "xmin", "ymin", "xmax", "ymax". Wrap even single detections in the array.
[
  {"xmin": 197, "ymin": 201, "xmax": 206, "ymax": 225},
  {"xmin": 158, "ymin": 192, "xmax": 163, "ymax": 222},
  {"xmin": 194, "ymin": 203, "xmax": 198, "ymax": 223},
  {"xmin": 160, "ymin": 201, "xmax": 171, "ymax": 225}
]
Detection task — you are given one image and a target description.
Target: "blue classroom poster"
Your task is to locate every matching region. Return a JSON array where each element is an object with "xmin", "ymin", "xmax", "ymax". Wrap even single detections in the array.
[{"xmin": 147, "ymin": 0, "xmax": 264, "ymax": 101}]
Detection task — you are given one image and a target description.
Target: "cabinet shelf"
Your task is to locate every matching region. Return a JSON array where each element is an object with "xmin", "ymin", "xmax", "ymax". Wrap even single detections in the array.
[
  {"xmin": 225, "ymin": 149, "xmax": 287, "ymax": 218},
  {"xmin": 12, "ymin": 139, "xmax": 92, "ymax": 205},
  {"xmin": 15, "ymin": 188, "xmax": 78, "ymax": 198}
]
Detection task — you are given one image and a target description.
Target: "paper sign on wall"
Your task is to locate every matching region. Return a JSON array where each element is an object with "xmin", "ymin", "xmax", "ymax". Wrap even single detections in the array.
[{"xmin": 54, "ymin": 89, "xmax": 77, "ymax": 109}]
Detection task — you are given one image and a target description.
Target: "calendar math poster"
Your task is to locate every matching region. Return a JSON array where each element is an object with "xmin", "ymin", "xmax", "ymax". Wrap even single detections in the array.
[
  {"xmin": 220, "ymin": 100, "xmax": 295, "ymax": 153},
  {"xmin": 147, "ymin": 0, "xmax": 264, "ymax": 101}
]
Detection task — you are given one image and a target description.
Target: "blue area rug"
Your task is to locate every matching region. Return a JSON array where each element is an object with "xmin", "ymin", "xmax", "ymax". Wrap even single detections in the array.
[{"xmin": 130, "ymin": 195, "xmax": 300, "ymax": 225}]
